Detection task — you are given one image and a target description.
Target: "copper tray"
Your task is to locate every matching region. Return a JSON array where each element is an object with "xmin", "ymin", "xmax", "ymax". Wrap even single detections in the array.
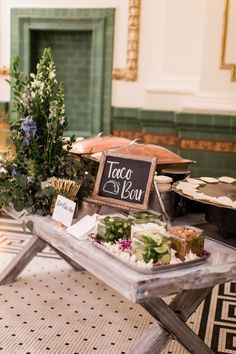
[
  {"xmin": 69, "ymin": 136, "xmax": 132, "ymax": 155},
  {"xmin": 89, "ymin": 238, "xmax": 210, "ymax": 274},
  {"xmin": 90, "ymin": 143, "xmax": 195, "ymax": 172}
]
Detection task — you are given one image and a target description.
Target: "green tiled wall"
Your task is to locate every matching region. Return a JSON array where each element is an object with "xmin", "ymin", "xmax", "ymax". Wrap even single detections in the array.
[
  {"xmin": 10, "ymin": 8, "xmax": 115, "ymax": 136},
  {"xmin": 179, "ymin": 150, "xmax": 236, "ymax": 177},
  {"xmin": 176, "ymin": 113, "xmax": 236, "ymax": 141},
  {"xmin": 112, "ymin": 108, "xmax": 236, "ymax": 177}
]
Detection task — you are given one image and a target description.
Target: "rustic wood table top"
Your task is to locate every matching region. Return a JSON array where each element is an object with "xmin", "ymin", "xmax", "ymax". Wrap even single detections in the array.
[
  {"xmin": 1, "ymin": 205, "xmax": 235, "ymax": 354},
  {"xmin": 2, "ymin": 206, "xmax": 235, "ymax": 301}
]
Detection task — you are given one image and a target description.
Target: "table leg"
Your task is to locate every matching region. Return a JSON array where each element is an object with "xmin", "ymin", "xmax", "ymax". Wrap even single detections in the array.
[
  {"xmin": 169, "ymin": 287, "xmax": 213, "ymax": 321},
  {"xmin": 0, "ymin": 235, "xmax": 46, "ymax": 285},
  {"xmin": 52, "ymin": 247, "xmax": 84, "ymax": 271},
  {"xmin": 130, "ymin": 287, "xmax": 214, "ymax": 354}
]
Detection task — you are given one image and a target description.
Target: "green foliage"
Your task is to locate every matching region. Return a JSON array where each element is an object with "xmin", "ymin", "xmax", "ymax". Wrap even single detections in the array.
[
  {"xmin": 96, "ymin": 216, "xmax": 133, "ymax": 243},
  {"xmin": 0, "ymin": 48, "xmax": 92, "ymax": 214},
  {"xmin": 9, "ymin": 48, "xmax": 76, "ymax": 179}
]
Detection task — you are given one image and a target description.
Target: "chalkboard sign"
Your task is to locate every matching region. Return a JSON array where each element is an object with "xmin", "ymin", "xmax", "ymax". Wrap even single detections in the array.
[{"xmin": 92, "ymin": 152, "xmax": 157, "ymax": 210}]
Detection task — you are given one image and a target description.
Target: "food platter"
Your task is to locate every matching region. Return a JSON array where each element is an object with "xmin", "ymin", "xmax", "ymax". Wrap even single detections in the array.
[
  {"xmin": 89, "ymin": 237, "xmax": 210, "ymax": 275},
  {"xmin": 172, "ymin": 177, "xmax": 236, "ymax": 211}
]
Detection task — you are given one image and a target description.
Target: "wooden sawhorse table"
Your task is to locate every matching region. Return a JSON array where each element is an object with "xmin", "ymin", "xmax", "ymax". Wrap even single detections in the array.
[{"xmin": 1, "ymin": 206, "xmax": 236, "ymax": 354}]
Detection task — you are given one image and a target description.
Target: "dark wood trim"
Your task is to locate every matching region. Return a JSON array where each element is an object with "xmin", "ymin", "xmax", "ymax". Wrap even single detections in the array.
[
  {"xmin": 180, "ymin": 138, "xmax": 236, "ymax": 153},
  {"xmin": 113, "ymin": 129, "xmax": 236, "ymax": 153}
]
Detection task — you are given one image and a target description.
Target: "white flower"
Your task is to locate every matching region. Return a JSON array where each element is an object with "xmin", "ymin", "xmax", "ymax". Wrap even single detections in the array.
[
  {"xmin": 21, "ymin": 93, "xmax": 27, "ymax": 100},
  {"xmin": 59, "ymin": 116, "xmax": 65, "ymax": 125},
  {"xmin": 27, "ymin": 176, "xmax": 33, "ymax": 183},
  {"xmin": 41, "ymin": 176, "xmax": 57, "ymax": 189},
  {"xmin": 0, "ymin": 166, "xmax": 7, "ymax": 174},
  {"xmin": 61, "ymin": 105, "xmax": 65, "ymax": 115},
  {"xmin": 49, "ymin": 72, "xmax": 56, "ymax": 80},
  {"xmin": 31, "ymin": 80, "xmax": 43, "ymax": 89}
]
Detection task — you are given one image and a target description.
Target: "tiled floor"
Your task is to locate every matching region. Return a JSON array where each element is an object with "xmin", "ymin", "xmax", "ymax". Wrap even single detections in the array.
[{"xmin": 0, "ymin": 213, "xmax": 235, "ymax": 353}]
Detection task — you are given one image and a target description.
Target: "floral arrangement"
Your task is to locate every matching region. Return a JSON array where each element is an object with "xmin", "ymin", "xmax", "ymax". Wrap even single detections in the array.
[{"xmin": 0, "ymin": 48, "xmax": 91, "ymax": 215}]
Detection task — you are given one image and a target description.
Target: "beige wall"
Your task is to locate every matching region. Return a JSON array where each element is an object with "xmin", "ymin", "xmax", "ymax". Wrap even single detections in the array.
[{"xmin": 0, "ymin": 0, "xmax": 236, "ymax": 114}]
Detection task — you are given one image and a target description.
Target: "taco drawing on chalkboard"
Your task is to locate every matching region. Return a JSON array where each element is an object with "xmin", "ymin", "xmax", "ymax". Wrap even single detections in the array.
[{"xmin": 103, "ymin": 180, "xmax": 120, "ymax": 195}]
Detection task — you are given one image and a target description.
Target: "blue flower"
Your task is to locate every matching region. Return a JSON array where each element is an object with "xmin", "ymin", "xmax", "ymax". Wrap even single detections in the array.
[
  {"xmin": 11, "ymin": 168, "xmax": 18, "ymax": 177},
  {"xmin": 20, "ymin": 117, "xmax": 37, "ymax": 145}
]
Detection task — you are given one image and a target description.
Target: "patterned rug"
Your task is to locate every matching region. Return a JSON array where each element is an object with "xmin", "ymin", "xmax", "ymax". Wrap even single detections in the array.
[{"xmin": 0, "ymin": 213, "xmax": 235, "ymax": 354}]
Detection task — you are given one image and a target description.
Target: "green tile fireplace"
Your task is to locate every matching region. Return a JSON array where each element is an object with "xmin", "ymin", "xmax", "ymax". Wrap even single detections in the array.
[{"xmin": 10, "ymin": 8, "xmax": 115, "ymax": 136}]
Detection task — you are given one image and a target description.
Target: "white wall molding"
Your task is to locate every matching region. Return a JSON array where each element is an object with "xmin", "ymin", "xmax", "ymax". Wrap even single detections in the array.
[
  {"xmin": 145, "ymin": 76, "xmax": 200, "ymax": 95},
  {"xmin": 182, "ymin": 91, "xmax": 236, "ymax": 114}
]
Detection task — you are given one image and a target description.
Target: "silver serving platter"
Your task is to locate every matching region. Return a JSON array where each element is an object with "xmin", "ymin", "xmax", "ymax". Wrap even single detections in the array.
[{"xmin": 89, "ymin": 237, "xmax": 210, "ymax": 274}]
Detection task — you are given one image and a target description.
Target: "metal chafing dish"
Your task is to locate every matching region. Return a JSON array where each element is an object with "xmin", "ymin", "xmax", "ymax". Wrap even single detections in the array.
[
  {"xmin": 173, "ymin": 178, "xmax": 236, "ymax": 238},
  {"xmin": 203, "ymin": 182, "xmax": 236, "ymax": 237},
  {"xmin": 205, "ymin": 205, "xmax": 236, "ymax": 237}
]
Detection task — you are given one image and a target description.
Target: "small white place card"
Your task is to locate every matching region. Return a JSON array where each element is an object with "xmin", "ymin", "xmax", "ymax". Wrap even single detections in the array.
[
  {"xmin": 52, "ymin": 194, "xmax": 76, "ymax": 227},
  {"xmin": 67, "ymin": 214, "xmax": 97, "ymax": 240}
]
